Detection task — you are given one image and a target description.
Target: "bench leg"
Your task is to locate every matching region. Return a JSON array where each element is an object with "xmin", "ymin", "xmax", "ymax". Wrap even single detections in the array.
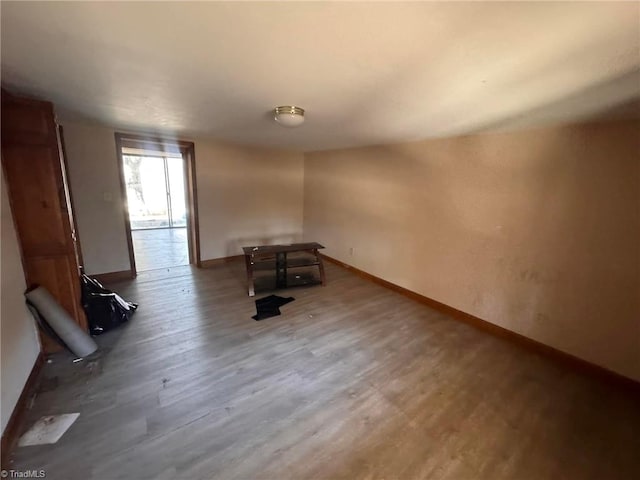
[
  {"xmin": 275, "ymin": 252, "xmax": 287, "ymax": 289},
  {"xmin": 315, "ymin": 249, "xmax": 326, "ymax": 286},
  {"xmin": 244, "ymin": 255, "xmax": 255, "ymax": 297}
]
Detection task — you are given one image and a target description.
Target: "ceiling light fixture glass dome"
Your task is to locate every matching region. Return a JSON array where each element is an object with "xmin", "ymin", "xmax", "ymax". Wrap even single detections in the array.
[{"xmin": 274, "ymin": 106, "xmax": 305, "ymax": 127}]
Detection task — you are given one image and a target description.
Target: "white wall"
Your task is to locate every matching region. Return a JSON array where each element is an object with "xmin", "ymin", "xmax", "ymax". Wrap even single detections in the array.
[
  {"xmin": 1, "ymin": 172, "xmax": 41, "ymax": 433},
  {"xmin": 61, "ymin": 123, "xmax": 305, "ymax": 274},
  {"xmin": 304, "ymin": 120, "xmax": 640, "ymax": 381}
]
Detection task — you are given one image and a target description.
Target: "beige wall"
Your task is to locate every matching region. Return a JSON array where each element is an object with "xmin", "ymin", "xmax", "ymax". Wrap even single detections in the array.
[
  {"xmin": 1, "ymin": 172, "xmax": 41, "ymax": 433},
  {"xmin": 304, "ymin": 121, "xmax": 640, "ymax": 381},
  {"xmin": 63, "ymin": 123, "xmax": 132, "ymax": 274},
  {"xmin": 195, "ymin": 142, "xmax": 304, "ymax": 260},
  {"xmin": 62, "ymin": 123, "xmax": 304, "ymax": 274}
]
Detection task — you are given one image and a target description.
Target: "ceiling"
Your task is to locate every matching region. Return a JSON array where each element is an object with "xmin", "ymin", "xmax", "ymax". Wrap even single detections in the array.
[{"xmin": 2, "ymin": 2, "xmax": 639, "ymax": 151}]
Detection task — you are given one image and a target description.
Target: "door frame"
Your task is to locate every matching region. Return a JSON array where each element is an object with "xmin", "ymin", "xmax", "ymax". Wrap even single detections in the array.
[{"xmin": 114, "ymin": 132, "xmax": 201, "ymax": 276}]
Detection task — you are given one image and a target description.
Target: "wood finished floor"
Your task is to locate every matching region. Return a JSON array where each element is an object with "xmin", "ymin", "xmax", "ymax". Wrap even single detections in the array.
[
  {"xmin": 132, "ymin": 227, "xmax": 189, "ymax": 272},
  {"xmin": 10, "ymin": 262, "xmax": 640, "ymax": 479}
]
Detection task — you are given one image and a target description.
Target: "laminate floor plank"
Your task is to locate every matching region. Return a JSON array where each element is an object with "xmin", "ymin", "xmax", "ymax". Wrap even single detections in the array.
[{"xmin": 8, "ymin": 262, "xmax": 640, "ymax": 479}]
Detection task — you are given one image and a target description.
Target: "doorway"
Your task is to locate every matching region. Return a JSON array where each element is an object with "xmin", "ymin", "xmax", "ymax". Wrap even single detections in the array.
[
  {"xmin": 115, "ymin": 134, "xmax": 200, "ymax": 275},
  {"xmin": 123, "ymin": 154, "xmax": 187, "ymax": 271}
]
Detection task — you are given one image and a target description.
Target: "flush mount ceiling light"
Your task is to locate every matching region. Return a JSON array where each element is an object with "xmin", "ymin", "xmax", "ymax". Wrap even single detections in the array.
[{"xmin": 274, "ymin": 106, "xmax": 305, "ymax": 127}]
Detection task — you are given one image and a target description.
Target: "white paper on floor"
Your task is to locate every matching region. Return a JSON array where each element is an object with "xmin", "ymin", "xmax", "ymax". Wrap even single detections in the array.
[{"xmin": 18, "ymin": 413, "xmax": 80, "ymax": 446}]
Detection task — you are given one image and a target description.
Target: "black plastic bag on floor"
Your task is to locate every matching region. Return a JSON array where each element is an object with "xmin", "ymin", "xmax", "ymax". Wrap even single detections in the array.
[{"xmin": 81, "ymin": 274, "xmax": 138, "ymax": 335}]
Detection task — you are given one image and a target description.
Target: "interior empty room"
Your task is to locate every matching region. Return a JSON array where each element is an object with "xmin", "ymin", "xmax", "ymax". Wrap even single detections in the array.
[{"xmin": 1, "ymin": 2, "xmax": 639, "ymax": 479}]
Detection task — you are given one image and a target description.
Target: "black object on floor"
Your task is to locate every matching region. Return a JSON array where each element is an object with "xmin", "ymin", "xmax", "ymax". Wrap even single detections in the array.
[
  {"xmin": 252, "ymin": 295, "xmax": 295, "ymax": 321},
  {"xmin": 80, "ymin": 274, "xmax": 139, "ymax": 335}
]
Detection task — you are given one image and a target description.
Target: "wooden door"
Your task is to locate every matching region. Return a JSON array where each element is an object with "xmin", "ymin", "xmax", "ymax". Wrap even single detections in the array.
[{"xmin": 1, "ymin": 91, "xmax": 87, "ymax": 352}]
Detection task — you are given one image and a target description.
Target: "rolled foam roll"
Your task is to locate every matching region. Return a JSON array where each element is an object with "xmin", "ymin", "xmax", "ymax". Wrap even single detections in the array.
[{"xmin": 25, "ymin": 286, "xmax": 98, "ymax": 358}]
